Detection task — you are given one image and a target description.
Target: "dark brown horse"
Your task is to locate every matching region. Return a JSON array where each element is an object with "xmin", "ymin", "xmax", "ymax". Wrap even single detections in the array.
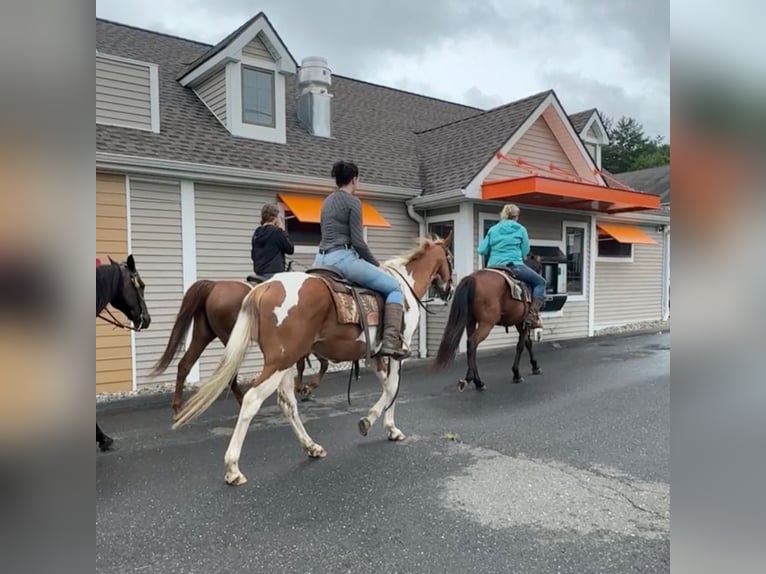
[
  {"xmin": 150, "ymin": 279, "xmax": 330, "ymax": 415},
  {"xmin": 432, "ymin": 267, "xmax": 541, "ymax": 390},
  {"xmin": 97, "ymin": 255, "xmax": 151, "ymax": 451},
  {"xmin": 172, "ymin": 234, "xmax": 454, "ymax": 486}
]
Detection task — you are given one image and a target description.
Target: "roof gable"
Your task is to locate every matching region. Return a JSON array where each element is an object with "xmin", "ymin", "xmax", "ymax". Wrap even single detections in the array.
[
  {"xmin": 177, "ymin": 12, "xmax": 297, "ymax": 86},
  {"xmin": 568, "ymin": 109, "xmax": 596, "ymax": 134}
]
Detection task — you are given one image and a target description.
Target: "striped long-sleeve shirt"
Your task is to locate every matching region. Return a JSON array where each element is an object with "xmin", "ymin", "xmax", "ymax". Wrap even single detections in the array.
[{"xmin": 318, "ymin": 190, "xmax": 378, "ymax": 266}]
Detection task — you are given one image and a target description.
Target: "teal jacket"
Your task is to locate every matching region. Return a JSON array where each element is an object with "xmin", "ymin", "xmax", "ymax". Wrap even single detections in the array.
[{"xmin": 477, "ymin": 219, "xmax": 530, "ymax": 267}]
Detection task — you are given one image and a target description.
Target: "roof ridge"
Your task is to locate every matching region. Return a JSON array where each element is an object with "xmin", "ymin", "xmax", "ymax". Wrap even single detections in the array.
[
  {"xmin": 96, "ymin": 17, "xmax": 213, "ymax": 48},
  {"xmin": 415, "ymin": 89, "xmax": 553, "ymax": 135},
  {"xmin": 331, "ymin": 74, "xmax": 483, "ymax": 112}
]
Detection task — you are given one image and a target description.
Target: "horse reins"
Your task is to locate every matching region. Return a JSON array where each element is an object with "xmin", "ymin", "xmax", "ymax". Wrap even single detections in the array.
[{"xmin": 97, "ymin": 307, "xmax": 140, "ymax": 331}]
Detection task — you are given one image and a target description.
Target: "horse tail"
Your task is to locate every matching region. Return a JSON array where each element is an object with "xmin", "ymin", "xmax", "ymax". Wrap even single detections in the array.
[
  {"xmin": 172, "ymin": 287, "xmax": 263, "ymax": 429},
  {"xmin": 150, "ymin": 280, "xmax": 216, "ymax": 377},
  {"xmin": 433, "ymin": 274, "xmax": 476, "ymax": 370}
]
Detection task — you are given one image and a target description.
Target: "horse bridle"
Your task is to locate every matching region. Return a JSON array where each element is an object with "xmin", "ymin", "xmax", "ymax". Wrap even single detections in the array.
[
  {"xmin": 97, "ymin": 266, "xmax": 146, "ymax": 331},
  {"xmin": 386, "ymin": 245, "xmax": 455, "ymax": 316}
]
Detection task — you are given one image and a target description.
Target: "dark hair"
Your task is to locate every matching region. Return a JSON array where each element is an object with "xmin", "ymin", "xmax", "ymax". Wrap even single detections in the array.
[
  {"xmin": 331, "ymin": 161, "xmax": 359, "ymax": 187},
  {"xmin": 261, "ymin": 203, "xmax": 280, "ymax": 225}
]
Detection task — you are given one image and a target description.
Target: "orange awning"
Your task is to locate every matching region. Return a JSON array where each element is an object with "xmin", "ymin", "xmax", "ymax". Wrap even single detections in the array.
[
  {"xmin": 277, "ymin": 193, "xmax": 391, "ymax": 228},
  {"xmin": 482, "ymin": 176, "xmax": 661, "ymax": 214},
  {"xmin": 597, "ymin": 223, "xmax": 657, "ymax": 245}
]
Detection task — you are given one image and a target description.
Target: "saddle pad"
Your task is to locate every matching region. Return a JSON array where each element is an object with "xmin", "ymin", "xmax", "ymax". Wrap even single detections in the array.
[
  {"xmin": 313, "ymin": 276, "xmax": 381, "ymax": 326},
  {"xmin": 333, "ymin": 292, "xmax": 381, "ymax": 326},
  {"xmin": 484, "ymin": 268, "xmax": 529, "ymax": 303}
]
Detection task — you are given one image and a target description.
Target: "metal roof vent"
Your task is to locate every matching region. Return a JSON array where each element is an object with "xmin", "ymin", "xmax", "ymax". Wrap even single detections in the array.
[{"xmin": 297, "ymin": 56, "xmax": 333, "ymax": 138}]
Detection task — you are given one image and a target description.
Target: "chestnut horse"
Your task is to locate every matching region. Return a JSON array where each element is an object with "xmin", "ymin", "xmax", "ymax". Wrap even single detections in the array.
[
  {"xmin": 150, "ymin": 279, "xmax": 330, "ymax": 415},
  {"xmin": 172, "ymin": 234, "xmax": 454, "ymax": 486},
  {"xmin": 432, "ymin": 267, "xmax": 541, "ymax": 390}
]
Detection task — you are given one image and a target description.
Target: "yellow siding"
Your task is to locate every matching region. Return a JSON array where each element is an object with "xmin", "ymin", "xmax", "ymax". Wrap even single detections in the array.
[{"xmin": 96, "ymin": 172, "xmax": 132, "ymax": 394}]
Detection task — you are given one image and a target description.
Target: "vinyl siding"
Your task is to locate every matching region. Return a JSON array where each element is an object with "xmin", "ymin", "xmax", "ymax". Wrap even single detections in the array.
[
  {"xmin": 129, "ymin": 178, "xmax": 184, "ymax": 388},
  {"xmin": 194, "ymin": 69, "xmax": 227, "ymax": 125},
  {"xmin": 96, "ymin": 173, "xmax": 132, "ymax": 394},
  {"xmin": 96, "ymin": 55, "xmax": 152, "ymax": 131},
  {"xmin": 594, "ymin": 226, "xmax": 664, "ymax": 328},
  {"xmin": 194, "ymin": 183, "xmax": 270, "ymax": 379},
  {"xmin": 242, "ymin": 34, "xmax": 275, "ymax": 61}
]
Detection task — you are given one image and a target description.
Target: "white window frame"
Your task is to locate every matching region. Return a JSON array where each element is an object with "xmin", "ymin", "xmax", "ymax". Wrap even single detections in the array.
[
  {"xmin": 227, "ymin": 59, "xmax": 286, "ymax": 144},
  {"xmin": 241, "ymin": 64, "xmax": 276, "ymax": 128},
  {"xmin": 425, "ymin": 213, "xmax": 457, "ymax": 307},
  {"xmin": 478, "ymin": 212, "xmax": 565, "ymax": 317},
  {"xmin": 563, "ymin": 221, "xmax": 589, "ymax": 302}
]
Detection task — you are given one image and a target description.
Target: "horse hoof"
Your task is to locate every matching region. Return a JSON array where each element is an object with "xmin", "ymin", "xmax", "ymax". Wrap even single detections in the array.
[
  {"xmin": 98, "ymin": 437, "xmax": 114, "ymax": 452},
  {"xmin": 358, "ymin": 417, "xmax": 371, "ymax": 437},
  {"xmin": 512, "ymin": 377, "xmax": 524, "ymax": 384},
  {"xmin": 306, "ymin": 444, "xmax": 327, "ymax": 458},
  {"xmin": 474, "ymin": 381, "xmax": 487, "ymax": 391},
  {"xmin": 225, "ymin": 472, "xmax": 247, "ymax": 486},
  {"xmin": 457, "ymin": 380, "xmax": 467, "ymax": 392},
  {"xmin": 387, "ymin": 429, "xmax": 406, "ymax": 442},
  {"xmin": 532, "ymin": 368, "xmax": 542, "ymax": 375}
]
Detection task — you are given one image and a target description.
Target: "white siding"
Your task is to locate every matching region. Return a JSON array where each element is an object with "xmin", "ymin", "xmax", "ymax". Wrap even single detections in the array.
[
  {"xmin": 594, "ymin": 226, "xmax": 664, "ymax": 328},
  {"xmin": 194, "ymin": 69, "xmax": 227, "ymax": 125},
  {"xmin": 242, "ymin": 34, "xmax": 275, "ymax": 61},
  {"xmin": 129, "ymin": 179, "xmax": 184, "ymax": 388},
  {"xmin": 96, "ymin": 55, "xmax": 152, "ymax": 131},
  {"xmin": 194, "ymin": 183, "xmax": 272, "ymax": 379}
]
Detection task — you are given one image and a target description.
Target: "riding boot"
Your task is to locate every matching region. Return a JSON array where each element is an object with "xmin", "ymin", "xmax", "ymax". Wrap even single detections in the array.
[
  {"xmin": 378, "ymin": 303, "xmax": 409, "ymax": 360},
  {"xmin": 524, "ymin": 298, "xmax": 545, "ymax": 328}
]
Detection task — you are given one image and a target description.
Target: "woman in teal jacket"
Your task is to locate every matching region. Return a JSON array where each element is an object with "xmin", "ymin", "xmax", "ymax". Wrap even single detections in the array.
[{"xmin": 477, "ymin": 203, "xmax": 546, "ymax": 326}]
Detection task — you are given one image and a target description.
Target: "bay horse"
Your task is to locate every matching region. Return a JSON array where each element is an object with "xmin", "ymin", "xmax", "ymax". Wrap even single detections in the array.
[
  {"xmin": 150, "ymin": 278, "xmax": 330, "ymax": 416},
  {"xmin": 432, "ymin": 266, "xmax": 542, "ymax": 390},
  {"xmin": 172, "ymin": 233, "xmax": 454, "ymax": 486},
  {"xmin": 96, "ymin": 255, "xmax": 150, "ymax": 451}
]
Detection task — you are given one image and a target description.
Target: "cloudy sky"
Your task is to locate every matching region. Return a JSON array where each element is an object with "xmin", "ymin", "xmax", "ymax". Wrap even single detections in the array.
[{"xmin": 96, "ymin": 0, "xmax": 669, "ymax": 142}]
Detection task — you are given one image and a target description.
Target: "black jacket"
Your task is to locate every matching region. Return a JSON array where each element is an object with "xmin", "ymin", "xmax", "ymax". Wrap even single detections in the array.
[{"xmin": 251, "ymin": 224, "xmax": 294, "ymax": 276}]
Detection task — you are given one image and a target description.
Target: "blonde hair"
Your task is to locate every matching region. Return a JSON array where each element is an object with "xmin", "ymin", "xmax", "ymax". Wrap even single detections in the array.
[{"xmin": 500, "ymin": 204, "xmax": 520, "ymax": 220}]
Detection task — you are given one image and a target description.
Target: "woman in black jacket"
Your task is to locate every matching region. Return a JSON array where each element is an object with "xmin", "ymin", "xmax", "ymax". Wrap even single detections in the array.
[{"xmin": 251, "ymin": 204, "xmax": 294, "ymax": 279}]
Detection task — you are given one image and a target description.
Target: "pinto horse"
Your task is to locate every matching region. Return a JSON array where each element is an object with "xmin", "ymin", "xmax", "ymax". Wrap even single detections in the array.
[
  {"xmin": 151, "ymin": 278, "xmax": 330, "ymax": 416},
  {"xmin": 172, "ymin": 234, "xmax": 454, "ymax": 486},
  {"xmin": 96, "ymin": 255, "xmax": 151, "ymax": 451},
  {"xmin": 432, "ymin": 267, "xmax": 541, "ymax": 390}
]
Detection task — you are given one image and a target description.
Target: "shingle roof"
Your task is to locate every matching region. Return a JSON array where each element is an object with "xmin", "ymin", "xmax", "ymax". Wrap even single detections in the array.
[
  {"xmin": 96, "ymin": 18, "xmax": 482, "ymax": 191},
  {"xmin": 613, "ymin": 165, "xmax": 670, "ymax": 204},
  {"xmin": 568, "ymin": 109, "xmax": 597, "ymax": 134},
  {"xmin": 416, "ymin": 91, "xmax": 551, "ymax": 194}
]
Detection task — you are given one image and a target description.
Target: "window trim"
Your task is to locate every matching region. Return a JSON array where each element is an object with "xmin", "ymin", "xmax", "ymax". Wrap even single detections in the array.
[
  {"xmin": 241, "ymin": 64, "xmax": 276, "ymax": 128},
  {"xmin": 563, "ymin": 221, "xmax": 588, "ymax": 301},
  {"xmin": 425, "ymin": 213, "xmax": 456, "ymax": 306},
  {"xmin": 596, "ymin": 236, "xmax": 635, "ymax": 263}
]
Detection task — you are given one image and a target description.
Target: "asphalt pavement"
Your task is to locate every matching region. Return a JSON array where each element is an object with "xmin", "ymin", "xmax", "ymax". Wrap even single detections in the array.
[{"xmin": 97, "ymin": 331, "xmax": 669, "ymax": 574}]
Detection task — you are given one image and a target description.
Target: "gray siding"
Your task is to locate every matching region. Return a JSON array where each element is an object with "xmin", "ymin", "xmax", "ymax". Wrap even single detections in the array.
[
  {"xmin": 194, "ymin": 69, "xmax": 227, "ymax": 125},
  {"xmin": 242, "ymin": 34, "xmax": 274, "ymax": 61},
  {"xmin": 194, "ymin": 183, "xmax": 271, "ymax": 378},
  {"xmin": 129, "ymin": 178, "xmax": 184, "ymax": 388},
  {"xmin": 96, "ymin": 55, "xmax": 152, "ymax": 131},
  {"xmin": 594, "ymin": 226, "xmax": 664, "ymax": 328}
]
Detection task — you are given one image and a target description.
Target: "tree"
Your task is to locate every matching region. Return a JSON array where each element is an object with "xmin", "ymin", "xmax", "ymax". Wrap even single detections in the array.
[{"xmin": 601, "ymin": 115, "xmax": 669, "ymax": 173}]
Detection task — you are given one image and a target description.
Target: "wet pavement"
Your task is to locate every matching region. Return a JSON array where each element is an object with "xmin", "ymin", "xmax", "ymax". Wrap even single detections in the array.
[{"xmin": 97, "ymin": 332, "xmax": 669, "ymax": 573}]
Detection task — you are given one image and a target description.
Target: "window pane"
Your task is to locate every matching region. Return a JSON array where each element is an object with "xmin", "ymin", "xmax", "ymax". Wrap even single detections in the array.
[
  {"xmin": 566, "ymin": 227, "xmax": 584, "ymax": 295},
  {"xmin": 598, "ymin": 237, "xmax": 632, "ymax": 258},
  {"xmin": 285, "ymin": 215, "xmax": 321, "ymax": 246},
  {"xmin": 483, "ymin": 219, "xmax": 498, "ymax": 237},
  {"xmin": 427, "ymin": 220, "xmax": 454, "ymax": 299},
  {"xmin": 242, "ymin": 67, "xmax": 274, "ymax": 126}
]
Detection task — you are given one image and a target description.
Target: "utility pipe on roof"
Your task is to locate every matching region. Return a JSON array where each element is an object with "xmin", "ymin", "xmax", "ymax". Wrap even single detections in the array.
[{"xmin": 406, "ymin": 200, "xmax": 428, "ymax": 359}]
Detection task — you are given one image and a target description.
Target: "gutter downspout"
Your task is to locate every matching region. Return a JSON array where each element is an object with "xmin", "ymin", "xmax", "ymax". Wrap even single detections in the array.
[{"xmin": 406, "ymin": 200, "xmax": 428, "ymax": 359}]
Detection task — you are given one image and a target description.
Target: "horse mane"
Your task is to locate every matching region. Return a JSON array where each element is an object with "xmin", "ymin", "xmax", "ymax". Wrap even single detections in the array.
[
  {"xmin": 96, "ymin": 262, "xmax": 122, "ymax": 314},
  {"xmin": 385, "ymin": 236, "xmax": 441, "ymax": 269}
]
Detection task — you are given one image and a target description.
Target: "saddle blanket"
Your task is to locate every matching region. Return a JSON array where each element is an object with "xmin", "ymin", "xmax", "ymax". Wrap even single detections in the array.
[
  {"xmin": 484, "ymin": 268, "xmax": 530, "ymax": 303},
  {"xmin": 331, "ymin": 291, "xmax": 381, "ymax": 326}
]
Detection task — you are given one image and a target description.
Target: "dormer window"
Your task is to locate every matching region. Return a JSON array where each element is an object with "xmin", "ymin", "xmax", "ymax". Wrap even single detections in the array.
[{"xmin": 242, "ymin": 66, "xmax": 275, "ymax": 127}]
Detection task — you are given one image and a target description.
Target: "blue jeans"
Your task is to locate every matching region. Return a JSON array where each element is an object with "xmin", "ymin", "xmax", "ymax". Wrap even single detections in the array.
[
  {"xmin": 509, "ymin": 263, "xmax": 547, "ymax": 301},
  {"xmin": 314, "ymin": 248, "xmax": 404, "ymax": 305}
]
